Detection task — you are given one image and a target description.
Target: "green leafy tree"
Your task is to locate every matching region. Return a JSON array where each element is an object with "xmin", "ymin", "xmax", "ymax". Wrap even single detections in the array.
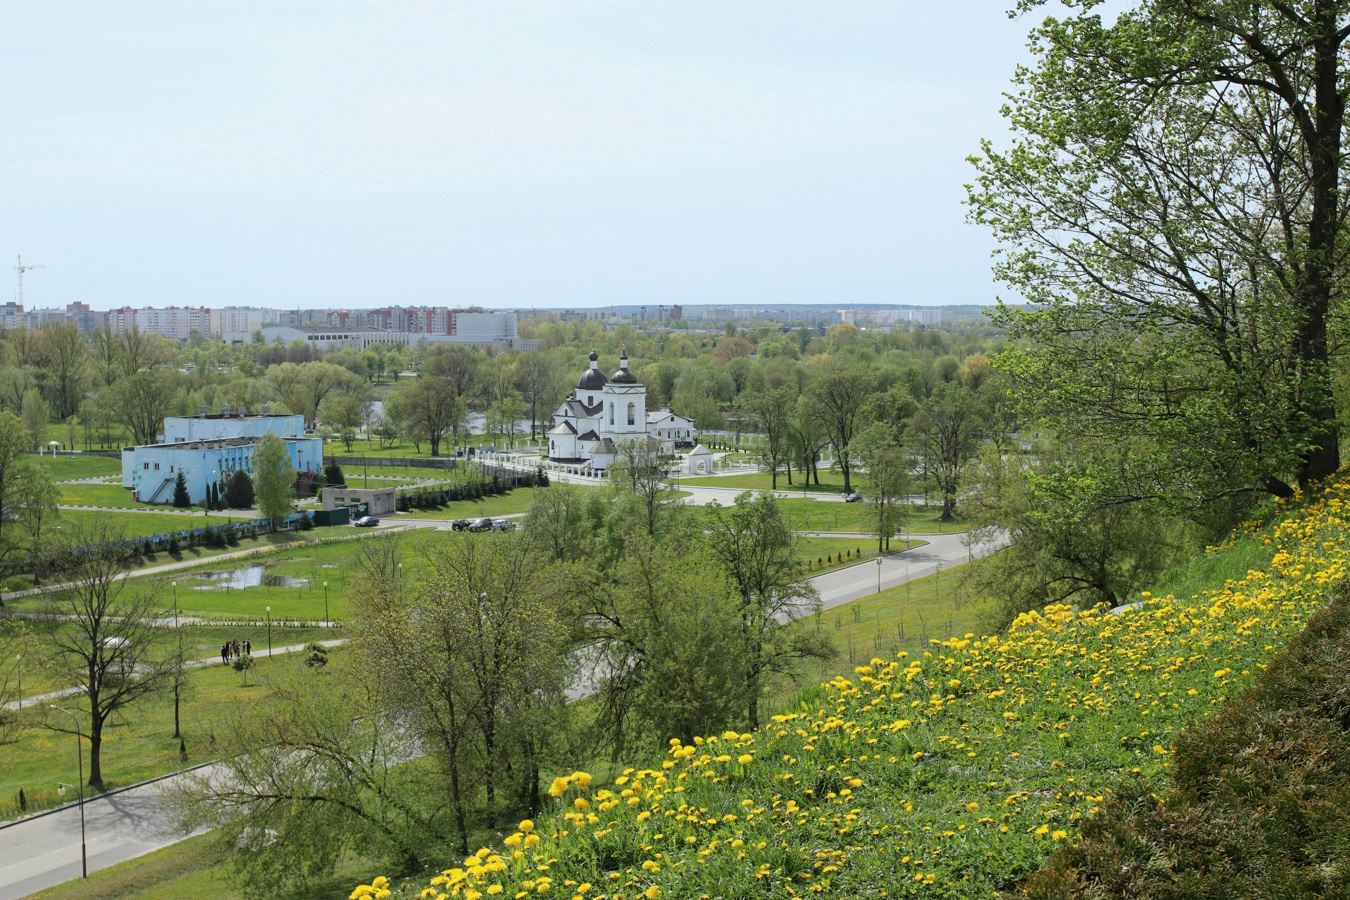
[
  {"xmin": 323, "ymin": 461, "xmax": 345, "ymax": 487},
  {"xmin": 111, "ymin": 370, "xmax": 176, "ymax": 446},
  {"xmin": 855, "ymin": 423, "xmax": 910, "ymax": 553},
  {"xmin": 806, "ymin": 371, "xmax": 873, "ymax": 493},
  {"xmin": 965, "ymin": 437, "xmax": 1192, "ymax": 631},
  {"xmin": 705, "ymin": 491, "xmax": 832, "ymax": 727},
  {"xmin": 741, "ymin": 388, "xmax": 795, "ymax": 489},
  {"xmin": 968, "ymin": 0, "xmax": 1350, "ymax": 504},
  {"xmin": 169, "ymin": 664, "xmax": 449, "ymax": 897},
  {"xmin": 252, "ymin": 432, "xmax": 296, "ymax": 531},
  {"xmin": 354, "ymin": 533, "xmax": 570, "ymax": 853},
  {"xmin": 907, "ymin": 382, "xmax": 982, "ymax": 522}
]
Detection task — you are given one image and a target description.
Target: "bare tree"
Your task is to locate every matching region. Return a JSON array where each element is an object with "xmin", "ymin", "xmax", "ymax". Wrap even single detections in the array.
[{"xmin": 43, "ymin": 526, "xmax": 180, "ymax": 788}]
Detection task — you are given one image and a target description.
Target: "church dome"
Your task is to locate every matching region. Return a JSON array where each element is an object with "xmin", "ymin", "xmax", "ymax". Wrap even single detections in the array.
[
  {"xmin": 577, "ymin": 350, "xmax": 609, "ymax": 390},
  {"xmin": 610, "ymin": 353, "xmax": 638, "ymax": 384}
]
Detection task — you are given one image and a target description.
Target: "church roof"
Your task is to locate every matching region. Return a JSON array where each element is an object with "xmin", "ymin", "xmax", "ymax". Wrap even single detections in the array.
[
  {"xmin": 577, "ymin": 350, "xmax": 609, "ymax": 390},
  {"xmin": 549, "ymin": 421, "xmax": 577, "ymax": 435},
  {"xmin": 565, "ymin": 398, "xmax": 601, "ymax": 418},
  {"xmin": 609, "ymin": 352, "xmax": 639, "ymax": 385},
  {"xmin": 592, "ymin": 438, "xmax": 617, "ymax": 455},
  {"xmin": 577, "ymin": 429, "xmax": 601, "ymax": 442}
]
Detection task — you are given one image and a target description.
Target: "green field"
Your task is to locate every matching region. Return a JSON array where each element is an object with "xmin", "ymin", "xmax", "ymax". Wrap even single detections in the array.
[
  {"xmin": 677, "ymin": 470, "xmax": 852, "ymax": 493},
  {"xmin": 55, "ymin": 509, "xmax": 239, "ymax": 540},
  {"xmin": 0, "ymin": 645, "xmax": 348, "ymax": 821},
  {"xmin": 35, "ymin": 454, "xmax": 124, "ymax": 481},
  {"xmin": 58, "ymin": 482, "xmax": 153, "ymax": 508},
  {"xmin": 391, "ymin": 484, "xmax": 592, "ymax": 519}
]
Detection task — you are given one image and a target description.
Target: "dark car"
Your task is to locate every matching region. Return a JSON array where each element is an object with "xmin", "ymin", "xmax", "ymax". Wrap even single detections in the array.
[
  {"xmin": 843, "ymin": 492, "xmax": 862, "ymax": 503},
  {"xmin": 353, "ymin": 515, "xmax": 380, "ymax": 527},
  {"xmin": 491, "ymin": 519, "xmax": 517, "ymax": 532},
  {"xmin": 450, "ymin": 519, "xmax": 472, "ymax": 531},
  {"xmin": 468, "ymin": 517, "xmax": 494, "ymax": 532}
]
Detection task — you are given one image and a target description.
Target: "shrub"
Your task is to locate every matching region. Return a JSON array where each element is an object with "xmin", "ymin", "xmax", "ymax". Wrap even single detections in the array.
[{"xmin": 225, "ymin": 470, "xmax": 255, "ymax": 508}]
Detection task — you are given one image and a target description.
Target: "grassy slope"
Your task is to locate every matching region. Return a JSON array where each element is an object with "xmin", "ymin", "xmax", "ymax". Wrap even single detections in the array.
[{"xmin": 364, "ymin": 484, "xmax": 1346, "ymax": 899}]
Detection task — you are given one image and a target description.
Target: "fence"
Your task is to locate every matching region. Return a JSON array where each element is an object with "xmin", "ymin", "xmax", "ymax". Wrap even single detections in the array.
[{"xmin": 331, "ymin": 456, "xmax": 458, "ymax": 470}]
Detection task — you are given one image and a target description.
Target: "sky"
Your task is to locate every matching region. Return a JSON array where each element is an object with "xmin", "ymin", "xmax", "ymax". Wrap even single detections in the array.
[{"xmin": 0, "ymin": 2, "xmax": 1041, "ymax": 312}]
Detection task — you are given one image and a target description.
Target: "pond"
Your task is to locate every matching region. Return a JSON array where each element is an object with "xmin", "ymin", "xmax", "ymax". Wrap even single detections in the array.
[{"xmin": 190, "ymin": 565, "xmax": 309, "ymax": 590}]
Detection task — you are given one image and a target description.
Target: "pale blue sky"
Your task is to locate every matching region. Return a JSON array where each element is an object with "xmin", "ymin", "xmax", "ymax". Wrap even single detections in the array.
[{"xmin": 1, "ymin": 2, "xmax": 1038, "ymax": 311}]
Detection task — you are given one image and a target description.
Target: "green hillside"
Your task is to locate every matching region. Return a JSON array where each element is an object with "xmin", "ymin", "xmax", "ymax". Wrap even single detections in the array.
[{"xmin": 357, "ymin": 479, "xmax": 1349, "ymax": 899}]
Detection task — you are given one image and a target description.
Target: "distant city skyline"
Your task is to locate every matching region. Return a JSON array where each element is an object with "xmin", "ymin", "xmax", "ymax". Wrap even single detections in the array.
[{"xmin": 2, "ymin": 3, "xmax": 1040, "ymax": 312}]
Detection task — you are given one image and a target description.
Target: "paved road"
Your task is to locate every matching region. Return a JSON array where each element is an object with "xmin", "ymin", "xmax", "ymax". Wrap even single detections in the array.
[{"xmin": 0, "ymin": 508, "xmax": 1003, "ymax": 899}]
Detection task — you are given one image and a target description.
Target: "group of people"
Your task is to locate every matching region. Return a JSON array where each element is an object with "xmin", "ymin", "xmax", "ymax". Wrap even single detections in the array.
[{"xmin": 221, "ymin": 638, "xmax": 252, "ymax": 664}]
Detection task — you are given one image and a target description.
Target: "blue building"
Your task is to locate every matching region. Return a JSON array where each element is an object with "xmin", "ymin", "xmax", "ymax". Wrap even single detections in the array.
[
  {"xmin": 122, "ymin": 435, "xmax": 323, "ymax": 505},
  {"xmin": 161, "ymin": 412, "xmax": 305, "ymax": 443}
]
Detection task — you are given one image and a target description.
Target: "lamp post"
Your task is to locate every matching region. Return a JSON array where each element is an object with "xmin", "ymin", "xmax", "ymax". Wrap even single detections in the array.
[
  {"xmin": 14, "ymin": 654, "xmax": 20, "ymax": 710},
  {"xmin": 323, "ymin": 581, "xmax": 329, "ymax": 627},
  {"xmin": 171, "ymin": 581, "xmax": 181, "ymax": 738},
  {"xmin": 876, "ymin": 557, "xmax": 882, "ymax": 594},
  {"xmin": 172, "ymin": 582, "xmax": 178, "ymax": 628},
  {"xmin": 266, "ymin": 606, "xmax": 272, "ymax": 658},
  {"xmin": 50, "ymin": 705, "xmax": 86, "ymax": 878}
]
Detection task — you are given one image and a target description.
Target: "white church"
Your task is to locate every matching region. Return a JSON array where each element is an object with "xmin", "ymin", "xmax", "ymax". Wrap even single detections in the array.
[{"xmin": 548, "ymin": 351, "xmax": 695, "ymax": 471}]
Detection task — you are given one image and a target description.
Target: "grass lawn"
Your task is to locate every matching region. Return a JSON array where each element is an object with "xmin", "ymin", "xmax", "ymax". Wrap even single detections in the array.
[
  {"xmin": 765, "ymin": 562, "xmax": 990, "ymax": 722},
  {"xmin": 56, "ymin": 509, "xmax": 238, "ymax": 539},
  {"xmin": 58, "ymin": 482, "xmax": 150, "ymax": 508},
  {"xmin": 679, "ymin": 470, "xmax": 853, "ymax": 494},
  {"xmin": 25, "ymin": 832, "xmax": 379, "ymax": 900},
  {"xmin": 392, "ymin": 484, "xmax": 596, "ymax": 519},
  {"xmin": 35, "ymin": 454, "xmax": 124, "ymax": 481},
  {"xmin": 691, "ymin": 497, "xmax": 969, "ymax": 536},
  {"xmin": 0, "ymin": 647, "xmax": 352, "ymax": 822}
]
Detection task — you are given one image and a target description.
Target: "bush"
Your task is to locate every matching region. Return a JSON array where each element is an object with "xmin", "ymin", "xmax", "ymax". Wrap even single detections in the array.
[
  {"xmin": 168, "ymin": 535, "xmax": 180, "ymax": 554},
  {"xmin": 324, "ymin": 461, "xmax": 345, "ymax": 487},
  {"xmin": 225, "ymin": 470, "xmax": 255, "ymax": 508}
]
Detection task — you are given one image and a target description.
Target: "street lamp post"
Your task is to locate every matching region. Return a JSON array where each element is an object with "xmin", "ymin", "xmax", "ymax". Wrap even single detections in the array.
[
  {"xmin": 172, "ymin": 582, "xmax": 178, "ymax": 628},
  {"xmin": 323, "ymin": 581, "xmax": 329, "ymax": 627},
  {"xmin": 171, "ymin": 581, "xmax": 181, "ymax": 739},
  {"xmin": 876, "ymin": 557, "xmax": 882, "ymax": 594},
  {"xmin": 266, "ymin": 606, "xmax": 272, "ymax": 658},
  {"xmin": 50, "ymin": 705, "xmax": 87, "ymax": 878},
  {"xmin": 14, "ymin": 654, "xmax": 20, "ymax": 710}
]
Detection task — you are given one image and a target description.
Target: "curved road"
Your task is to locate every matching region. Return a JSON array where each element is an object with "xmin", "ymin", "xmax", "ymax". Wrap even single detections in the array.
[{"xmin": 0, "ymin": 526, "xmax": 1000, "ymax": 900}]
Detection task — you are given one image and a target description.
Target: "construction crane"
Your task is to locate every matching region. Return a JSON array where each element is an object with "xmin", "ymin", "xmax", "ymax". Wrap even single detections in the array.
[{"xmin": 15, "ymin": 255, "xmax": 43, "ymax": 307}]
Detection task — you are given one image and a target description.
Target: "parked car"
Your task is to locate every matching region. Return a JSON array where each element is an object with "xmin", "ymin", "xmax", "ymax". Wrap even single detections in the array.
[
  {"xmin": 450, "ymin": 518, "xmax": 472, "ymax": 531},
  {"xmin": 843, "ymin": 492, "xmax": 862, "ymax": 503},
  {"xmin": 468, "ymin": 517, "xmax": 494, "ymax": 532},
  {"xmin": 491, "ymin": 519, "xmax": 517, "ymax": 532},
  {"xmin": 353, "ymin": 515, "xmax": 380, "ymax": 527}
]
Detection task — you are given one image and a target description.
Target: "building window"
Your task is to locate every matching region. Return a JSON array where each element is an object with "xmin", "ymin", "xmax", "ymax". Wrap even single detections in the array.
[
  {"xmin": 627, "ymin": 402, "xmax": 635, "ymax": 426},
  {"xmin": 609, "ymin": 402, "xmax": 614, "ymax": 425},
  {"xmin": 154, "ymin": 463, "xmax": 160, "ymax": 471},
  {"xmin": 143, "ymin": 462, "xmax": 149, "ymax": 470}
]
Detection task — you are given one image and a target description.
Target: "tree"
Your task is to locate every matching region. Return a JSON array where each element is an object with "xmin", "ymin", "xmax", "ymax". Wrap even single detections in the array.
[
  {"xmin": 169, "ymin": 664, "xmax": 448, "ymax": 898},
  {"xmin": 523, "ymin": 483, "xmax": 599, "ymax": 562},
  {"xmin": 172, "ymin": 471, "xmax": 191, "ymax": 508},
  {"xmin": 574, "ymin": 534, "xmax": 748, "ymax": 755},
  {"xmin": 225, "ymin": 470, "xmax": 255, "ymax": 508},
  {"xmin": 252, "ymin": 433, "xmax": 296, "ymax": 530},
  {"xmin": 268, "ymin": 361, "xmax": 358, "ymax": 428},
  {"xmin": 965, "ymin": 437, "xmax": 1192, "ymax": 631},
  {"xmin": 20, "ymin": 388, "xmax": 47, "ymax": 450},
  {"xmin": 0, "ymin": 413, "xmax": 56, "ymax": 596},
  {"xmin": 515, "ymin": 352, "xmax": 565, "ymax": 439},
  {"xmin": 323, "ymin": 461, "xmax": 345, "ymax": 487},
  {"xmin": 394, "ymin": 376, "xmax": 466, "ymax": 457},
  {"xmin": 968, "ymin": 0, "xmax": 1350, "ymax": 507},
  {"xmin": 806, "ymin": 371, "xmax": 872, "ymax": 493},
  {"xmin": 112, "ymin": 371, "xmax": 176, "ymax": 446},
  {"xmin": 742, "ymin": 388, "xmax": 795, "ymax": 489},
  {"xmin": 39, "ymin": 323, "xmax": 87, "ymax": 419},
  {"xmin": 610, "ymin": 438, "xmax": 675, "ymax": 539},
  {"xmin": 705, "ymin": 492, "xmax": 831, "ymax": 727},
  {"xmin": 907, "ymin": 382, "xmax": 981, "ymax": 521},
  {"xmin": 354, "ymin": 533, "xmax": 569, "ymax": 853},
  {"xmin": 855, "ymin": 424, "xmax": 910, "ymax": 552},
  {"xmin": 43, "ymin": 528, "xmax": 179, "ymax": 788},
  {"xmin": 318, "ymin": 391, "xmax": 367, "ymax": 446}
]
